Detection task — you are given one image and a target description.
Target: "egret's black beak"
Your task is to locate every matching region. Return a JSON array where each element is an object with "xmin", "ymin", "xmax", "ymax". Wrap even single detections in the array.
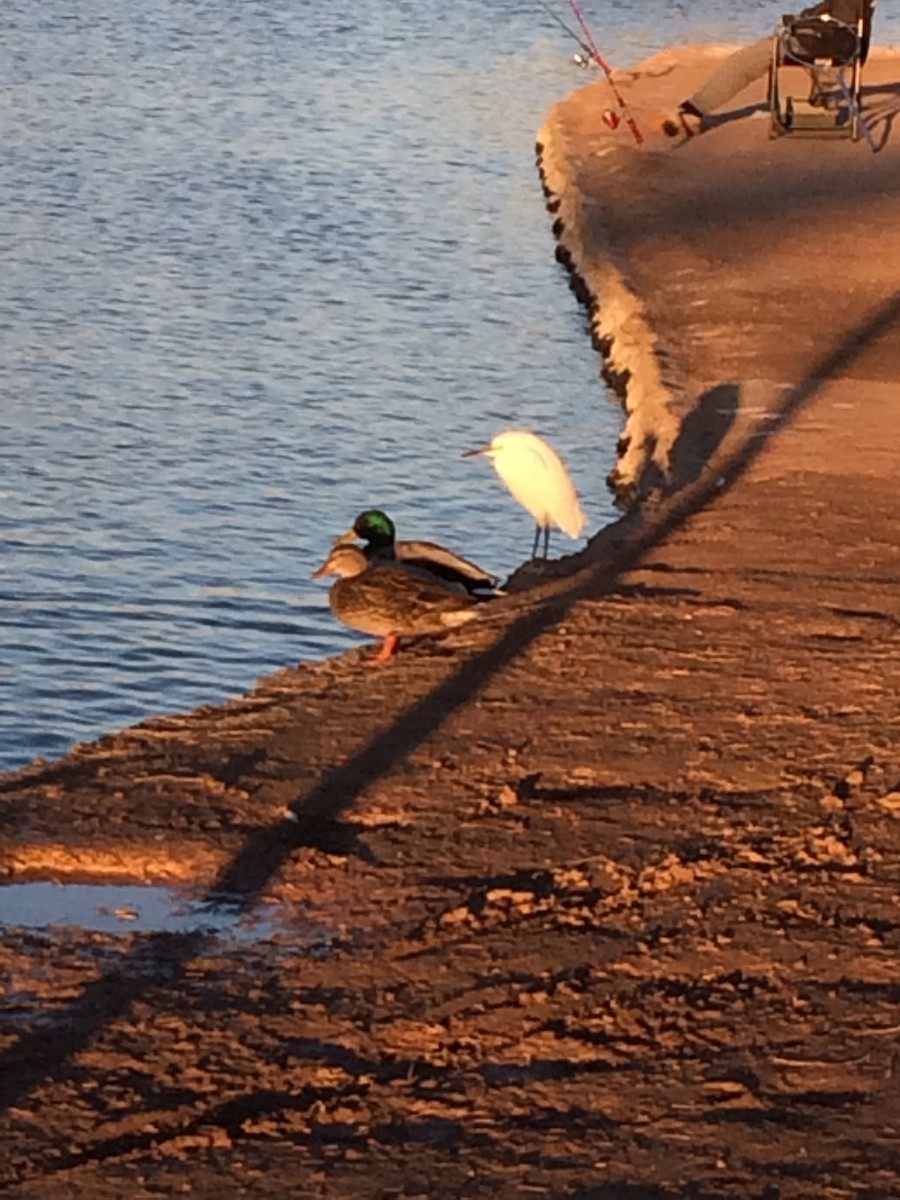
[{"xmin": 462, "ymin": 446, "xmax": 488, "ymax": 458}]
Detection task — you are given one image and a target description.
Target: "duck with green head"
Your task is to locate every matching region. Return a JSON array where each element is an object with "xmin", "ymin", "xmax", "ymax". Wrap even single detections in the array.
[
  {"xmin": 312, "ymin": 543, "xmax": 482, "ymax": 662},
  {"xmin": 337, "ymin": 509, "xmax": 498, "ymax": 594}
]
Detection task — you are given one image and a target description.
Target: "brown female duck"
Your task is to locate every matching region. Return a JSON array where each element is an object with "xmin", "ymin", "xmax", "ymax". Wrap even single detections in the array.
[{"xmin": 312, "ymin": 543, "xmax": 482, "ymax": 662}]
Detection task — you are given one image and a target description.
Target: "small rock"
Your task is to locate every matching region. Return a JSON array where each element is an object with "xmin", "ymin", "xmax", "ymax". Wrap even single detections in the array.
[{"xmin": 496, "ymin": 784, "xmax": 518, "ymax": 808}]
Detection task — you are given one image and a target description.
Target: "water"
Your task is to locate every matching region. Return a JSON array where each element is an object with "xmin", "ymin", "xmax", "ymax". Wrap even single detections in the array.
[
  {"xmin": 0, "ymin": 879, "xmax": 341, "ymax": 945},
  {"xmin": 0, "ymin": 881, "xmax": 261, "ymax": 939},
  {"xmin": 2, "ymin": 2, "xmax": 897, "ymax": 773}
]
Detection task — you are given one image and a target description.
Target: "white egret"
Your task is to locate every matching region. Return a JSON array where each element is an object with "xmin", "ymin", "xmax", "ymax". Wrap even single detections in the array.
[
  {"xmin": 463, "ymin": 428, "xmax": 587, "ymax": 559},
  {"xmin": 312, "ymin": 543, "xmax": 482, "ymax": 662}
]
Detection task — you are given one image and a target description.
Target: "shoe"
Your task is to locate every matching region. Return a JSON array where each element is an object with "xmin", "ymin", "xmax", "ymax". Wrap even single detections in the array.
[{"xmin": 662, "ymin": 104, "xmax": 703, "ymax": 143}]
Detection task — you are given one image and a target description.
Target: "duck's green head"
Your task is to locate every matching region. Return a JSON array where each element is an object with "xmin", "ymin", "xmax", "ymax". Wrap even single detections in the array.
[{"xmin": 352, "ymin": 509, "xmax": 396, "ymax": 548}]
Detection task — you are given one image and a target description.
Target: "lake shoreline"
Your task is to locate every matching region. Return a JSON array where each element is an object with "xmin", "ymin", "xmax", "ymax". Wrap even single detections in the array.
[{"xmin": 3, "ymin": 46, "xmax": 900, "ymax": 1197}]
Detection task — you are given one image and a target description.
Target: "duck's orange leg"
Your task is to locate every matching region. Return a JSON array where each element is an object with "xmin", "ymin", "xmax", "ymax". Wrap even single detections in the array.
[{"xmin": 369, "ymin": 634, "xmax": 400, "ymax": 664}]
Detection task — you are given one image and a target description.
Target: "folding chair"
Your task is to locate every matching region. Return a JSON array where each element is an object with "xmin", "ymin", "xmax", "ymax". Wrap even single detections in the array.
[{"xmin": 768, "ymin": 8, "xmax": 865, "ymax": 140}]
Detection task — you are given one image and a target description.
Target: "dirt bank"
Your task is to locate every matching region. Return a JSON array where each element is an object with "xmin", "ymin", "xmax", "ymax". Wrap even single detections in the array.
[{"xmin": 2, "ymin": 48, "xmax": 900, "ymax": 1199}]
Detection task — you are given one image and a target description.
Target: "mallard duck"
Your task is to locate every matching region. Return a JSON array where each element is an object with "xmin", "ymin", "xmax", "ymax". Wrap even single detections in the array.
[
  {"xmin": 463, "ymin": 429, "xmax": 586, "ymax": 559},
  {"xmin": 336, "ymin": 509, "xmax": 498, "ymax": 594},
  {"xmin": 312, "ymin": 543, "xmax": 482, "ymax": 661}
]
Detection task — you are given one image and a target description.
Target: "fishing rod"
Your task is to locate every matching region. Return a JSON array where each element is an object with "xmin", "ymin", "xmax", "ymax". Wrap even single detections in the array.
[
  {"xmin": 533, "ymin": 0, "xmax": 595, "ymax": 68},
  {"xmin": 563, "ymin": 0, "xmax": 644, "ymax": 146},
  {"xmin": 534, "ymin": 0, "xmax": 644, "ymax": 147}
]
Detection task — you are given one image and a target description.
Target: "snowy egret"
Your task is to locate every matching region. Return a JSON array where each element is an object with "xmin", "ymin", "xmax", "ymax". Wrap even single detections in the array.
[
  {"xmin": 463, "ymin": 428, "xmax": 587, "ymax": 559},
  {"xmin": 336, "ymin": 509, "xmax": 499, "ymax": 594},
  {"xmin": 312, "ymin": 543, "xmax": 482, "ymax": 662}
]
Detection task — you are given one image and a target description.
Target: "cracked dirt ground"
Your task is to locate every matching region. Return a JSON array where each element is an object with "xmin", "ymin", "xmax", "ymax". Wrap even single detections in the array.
[{"xmin": 2, "ymin": 48, "xmax": 900, "ymax": 1200}]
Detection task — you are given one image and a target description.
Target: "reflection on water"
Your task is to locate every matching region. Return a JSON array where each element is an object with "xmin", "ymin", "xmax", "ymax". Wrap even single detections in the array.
[
  {"xmin": 6, "ymin": 2, "xmax": 896, "ymax": 772},
  {"xmin": 0, "ymin": 880, "xmax": 325, "ymax": 945}
]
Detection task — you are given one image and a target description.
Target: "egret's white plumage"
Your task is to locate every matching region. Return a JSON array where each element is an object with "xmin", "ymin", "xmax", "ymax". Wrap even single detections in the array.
[{"xmin": 464, "ymin": 428, "xmax": 586, "ymax": 559}]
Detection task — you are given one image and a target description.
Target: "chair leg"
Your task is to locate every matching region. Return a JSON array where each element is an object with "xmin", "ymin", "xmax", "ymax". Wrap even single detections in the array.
[
  {"xmin": 768, "ymin": 33, "xmax": 782, "ymax": 138},
  {"xmin": 851, "ymin": 54, "xmax": 862, "ymax": 142}
]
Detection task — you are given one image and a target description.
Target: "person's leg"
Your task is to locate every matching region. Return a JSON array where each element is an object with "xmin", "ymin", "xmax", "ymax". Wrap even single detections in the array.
[
  {"xmin": 687, "ymin": 36, "xmax": 774, "ymax": 116},
  {"xmin": 662, "ymin": 35, "xmax": 774, "ymax": 143}
]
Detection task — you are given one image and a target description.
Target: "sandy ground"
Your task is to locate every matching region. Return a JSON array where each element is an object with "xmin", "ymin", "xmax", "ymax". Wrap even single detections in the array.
[{"xmin": 2, "ymin": 48, "xmax": 900, "ymax": 1200}]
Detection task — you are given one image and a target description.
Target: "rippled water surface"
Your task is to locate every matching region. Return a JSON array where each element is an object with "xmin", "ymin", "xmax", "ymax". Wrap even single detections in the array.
[{"xmin": 3, "ymin": 1, "xmax": 897, "ymax": 771}]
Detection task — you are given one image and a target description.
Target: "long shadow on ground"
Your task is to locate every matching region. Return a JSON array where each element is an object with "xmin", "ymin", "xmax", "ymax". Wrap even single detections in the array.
[{"xmin": 1, "ymin": 292, "xmax": 899, "ymax": 1163}]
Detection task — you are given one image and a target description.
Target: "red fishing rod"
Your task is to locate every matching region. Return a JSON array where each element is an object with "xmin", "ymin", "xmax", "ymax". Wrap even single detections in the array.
[{"xmin": 561, "ymin": 0, "xmax": 644, "ymax": 147}]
